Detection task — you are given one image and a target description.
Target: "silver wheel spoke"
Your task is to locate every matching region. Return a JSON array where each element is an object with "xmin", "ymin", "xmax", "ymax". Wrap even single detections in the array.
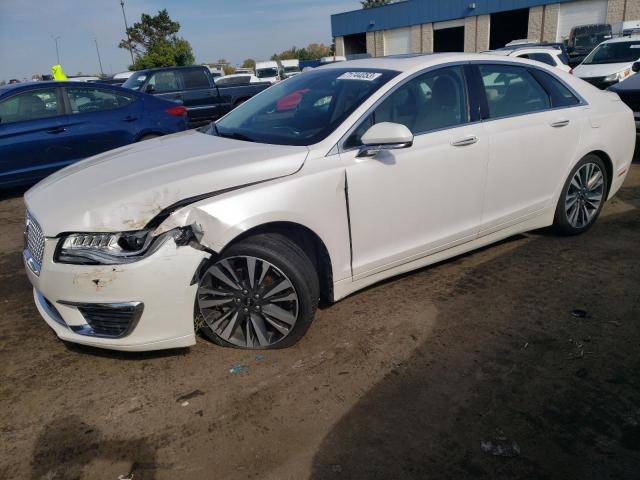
[
  {"xmin": 199, "ymin": 297, "xmax": 234, "ymax": 308},
  {"xmin": 198, "ymin": 287, "xmax": 232, "ymax": 296},
  {"xmin": 221, "ymin": 311, "xmax": 240, "ymax": 338},
  {"xmin": 250, "ymin": 313, "xmax": 270, "ymax": 346},
  {"xmin": 262, "ymin": 315, "xmax": 291, "ymax": 336},
  {"xmin": 261, "ymin": 304, "xmax": 296, "ymax": 325},
  {"xmin": 246, "ymin": 257, "xmax": 256, "ymax": 289},
  {"xmin": 269, "ymin": 292, "xmax": 297, "ymax": 303},
  {"xmin": 210, "ymin": 265, "xmax": 241, "ymax": 290},
  {"xmin": 206, "ymin": 308, "xmax": 234, "ymax": 331},
  {"xmin": 263, "ymin": 278, "xmax": 293, "ymax": 299},
  {"xmin": 565, "ymin": 162, "xmax": 604, "ymax": 229}
]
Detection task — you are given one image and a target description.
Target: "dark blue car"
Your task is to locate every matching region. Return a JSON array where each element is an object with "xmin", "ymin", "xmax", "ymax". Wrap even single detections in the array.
[{"xmin": 0, "ymin": 81, "xmax": 187, "ymax": 187}]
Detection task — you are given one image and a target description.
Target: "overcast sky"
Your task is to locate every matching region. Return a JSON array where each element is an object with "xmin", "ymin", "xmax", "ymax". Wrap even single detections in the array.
[{"xmin": 0, "ymin": 0, "xmax": 361, "ymax": 80}]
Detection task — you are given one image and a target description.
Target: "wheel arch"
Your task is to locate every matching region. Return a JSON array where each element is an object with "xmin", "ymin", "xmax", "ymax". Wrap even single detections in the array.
[{"xmin": 221, "ymin": 221, "xmax": 334, "ymax": 303}]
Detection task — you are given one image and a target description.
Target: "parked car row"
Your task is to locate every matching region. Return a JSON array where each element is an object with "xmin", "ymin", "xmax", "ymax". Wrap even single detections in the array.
[{"xmin": 0, "ymin": 65, "xmax": 272, "ymax": 187}]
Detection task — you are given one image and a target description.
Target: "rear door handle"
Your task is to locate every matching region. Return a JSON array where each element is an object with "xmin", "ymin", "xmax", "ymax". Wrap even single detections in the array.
[
  {"xmin": 46, "ymin": 126, "xmax": 66, "ymax": 134},
  {"xmin": 550, "ymin": 119, "xmax": 570, "ymax": 128},
  {"xmin": 123, "ymin": 116, "xmax": 138, "ymax": 122},
  {"xmin": 451, "ymin": 135, "xmax": 478, "ymax": 147}
]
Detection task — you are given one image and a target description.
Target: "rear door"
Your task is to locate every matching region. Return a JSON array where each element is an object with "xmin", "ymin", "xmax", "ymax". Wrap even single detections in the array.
[
  {"xmin": 63, "ymin": 86, "xmax": 142, "ymax": 158},
  {"xmin": 178, "ymin": 67, "xmax": 220, "ymax": 122},
  {"xmin": 474, "ymin": 63, "xmax": 585, "ymax": 235},
  {"xmin": 0, "ymin": 87, "xmax": 70, "ymax": 186}
]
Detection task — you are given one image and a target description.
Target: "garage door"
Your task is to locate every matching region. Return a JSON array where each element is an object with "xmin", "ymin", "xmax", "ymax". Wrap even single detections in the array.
[
  {"xmin": 557, "ymin": 0, "xmax": 609, "ymax": 42},
  {"xmin": 384, "ymin": 27, "xmax": 411, "ymax": 56}
]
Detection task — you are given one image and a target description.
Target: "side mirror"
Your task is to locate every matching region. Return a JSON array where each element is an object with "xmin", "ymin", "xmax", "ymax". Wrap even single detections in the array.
[
  {"xmin": 632, "ymin": 62, "xmax": 640, "ymax": 73},
  {"xmin": 145, "ymin": 84, "xmax": 155, "ymax": 94},
  {"xmin": 357, "ymin": 122, "xmax": 414, "ymax": 158}
]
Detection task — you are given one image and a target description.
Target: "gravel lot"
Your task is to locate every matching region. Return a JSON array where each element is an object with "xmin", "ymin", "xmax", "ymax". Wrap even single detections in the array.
[{"xmin": 1, "ymin": 157, "xmax": 639, "ymax": 480}]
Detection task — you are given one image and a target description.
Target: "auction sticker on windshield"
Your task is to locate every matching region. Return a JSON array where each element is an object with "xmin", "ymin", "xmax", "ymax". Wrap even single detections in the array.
[{"xmin": 337, "ymin": 72, "xmax": 382, "ymax": 81}]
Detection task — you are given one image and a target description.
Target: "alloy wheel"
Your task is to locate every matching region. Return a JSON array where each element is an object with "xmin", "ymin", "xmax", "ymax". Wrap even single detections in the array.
[
  {"xmin": 565, "ymin": 162, "xmax": 605, "ymax": 229},
  {"xmin": 197, "ymin": 256, "xmax": 299, "ymax": 348}
]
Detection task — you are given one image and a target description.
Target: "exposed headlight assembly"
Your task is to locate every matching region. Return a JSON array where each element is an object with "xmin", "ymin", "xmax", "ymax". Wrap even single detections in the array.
[
  {"xmin": 56, "ymin": 228, "xmax": 192, "ymax": 265},
  {"xmin": 604, "ymin": 68, "xmax": 632, "ymax": 83}
]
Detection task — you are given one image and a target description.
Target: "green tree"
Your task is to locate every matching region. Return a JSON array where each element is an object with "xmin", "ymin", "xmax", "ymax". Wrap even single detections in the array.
[
  {"xmin": 119, "ymin": 9, "xmax": 195, "ymax": 70},
  {"xmin": 217, "ymin": 59, "xmax": 235, "ymax": 75},
  {"xmin": 361, "ymin": 0, "xmax": 391, "ymax": 8},
  {"xmin": 241, "ymin": 58, "xmax": 256, "ymax": 70},
  {"xmin": 270, "ymin": 43, "xmax": 332, "ymax": 61}
]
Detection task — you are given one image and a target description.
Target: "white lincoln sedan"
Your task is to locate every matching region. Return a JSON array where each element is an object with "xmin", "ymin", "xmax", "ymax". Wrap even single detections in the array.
[{"xmin": 23, "ymin": 54, "xmax": 634, "ymax": 351}]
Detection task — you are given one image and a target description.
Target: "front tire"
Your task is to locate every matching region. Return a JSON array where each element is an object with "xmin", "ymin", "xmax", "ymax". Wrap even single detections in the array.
[
  {"xmin": 554, "ymin": 154, "xmax": 608, "ymax": 235},
  {"xmin": 196, "ymin": 234, "xmax": 319, "ymax": 349}
]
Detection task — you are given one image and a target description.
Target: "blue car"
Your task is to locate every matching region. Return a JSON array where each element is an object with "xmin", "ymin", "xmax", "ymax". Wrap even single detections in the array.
[{"xmin": 0, "ymin": 81, "xmax": 188, "ymax": 187}]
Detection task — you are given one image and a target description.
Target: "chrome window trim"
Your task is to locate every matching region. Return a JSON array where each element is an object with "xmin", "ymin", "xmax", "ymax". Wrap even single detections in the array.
[{"xmin": 333, "ymin": 59, "xmax": 588, "ymax": 155}]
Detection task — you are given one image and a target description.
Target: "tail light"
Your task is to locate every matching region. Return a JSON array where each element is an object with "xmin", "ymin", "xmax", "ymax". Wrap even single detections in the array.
[{"xmin": 166, "ymin": 105, "xmax": 187, "ymax": 117}]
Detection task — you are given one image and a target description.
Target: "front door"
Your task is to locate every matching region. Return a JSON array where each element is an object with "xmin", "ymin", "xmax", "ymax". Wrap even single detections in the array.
[
  {"xmin": 340, "ymin": 65, "xmax": 489, "ymax": 279},
  {"xmin": 0, "ymin": 87, "xmax": 70, "ymax": 186}
]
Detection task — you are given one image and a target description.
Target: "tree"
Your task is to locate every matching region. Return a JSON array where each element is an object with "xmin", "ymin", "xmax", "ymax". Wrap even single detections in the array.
[
  {"xmin": 270, "ymin": 43, "xmax": 332, "ymax": 61},
  {"xmin": 216, "ymin": 59, "xmax": 235, "ymax": 75},
  {"xmin": 119, "ymin": 9, "xmax": 195, "ymax": 70},
  {"xmin": 361, "ymin": 0, "xmax": 391, "ymax": 8},
  {"xmin": 241, "ymin": 59, "xmax": 256, "ymax": 70}
]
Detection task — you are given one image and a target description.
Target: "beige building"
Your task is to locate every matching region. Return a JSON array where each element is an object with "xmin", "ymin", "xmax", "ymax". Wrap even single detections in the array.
[{"xmin": 333, "ymin": 0, "xmax": 640, "ymax": 57}]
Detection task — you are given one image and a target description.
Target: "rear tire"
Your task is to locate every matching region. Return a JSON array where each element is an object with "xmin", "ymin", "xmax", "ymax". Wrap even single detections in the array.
[
  {"xmin": 196, "ymin": 233, "xmax": 319, "ymax": 349},
  {"xmin": 553, "ymin": 154, "xmax": 608, "ymax": 236}
]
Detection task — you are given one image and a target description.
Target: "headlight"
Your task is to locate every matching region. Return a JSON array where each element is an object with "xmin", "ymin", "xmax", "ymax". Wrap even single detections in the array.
[
  {"xmin": 56, "ymin": 230, "xmax": 171, "ymax": 265},
  {"xmin": 604, "ymin": 68, "xmax": 632, "ymax": 83}
]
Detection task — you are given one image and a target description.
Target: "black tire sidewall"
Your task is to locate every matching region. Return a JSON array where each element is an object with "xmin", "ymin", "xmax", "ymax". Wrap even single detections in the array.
[
  {"xmin": 554, "ymin": 155, "xmax": 608, "ymax": 236},
  {"xmin": 197, "ymin": 234, "xmax": 319, "ymax": 349}
]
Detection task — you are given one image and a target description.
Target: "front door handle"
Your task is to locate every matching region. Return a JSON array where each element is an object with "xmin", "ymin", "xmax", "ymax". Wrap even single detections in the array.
[
  {"xmin": 451, "ymin": 135, "xmax": 478, "ymax": 147},
  {"xmin": 123, "ymin": 116, "xmax": 138, "ymax": 122},
  {"xmin": 46, "ymin": 126, "xmax": 66, "ymax": 134},
  {"xmin": 550, "ymin": 119, "xmax": 570, "ymax": 128}
]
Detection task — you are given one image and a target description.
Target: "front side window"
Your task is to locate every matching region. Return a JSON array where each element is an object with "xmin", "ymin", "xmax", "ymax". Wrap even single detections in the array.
[
  {"xmin": 0, "ymin": 88, "xmax": 60, "ymax": 123},
  {"xmin": 122, "ymin": 72, "xmax": 147, "ymax": 91},
  {"xmin": 66, "ymin": 87, "xmax": 135, "ymax": 114},
  {"xmin": 147, "ymin": 71, "xmax": 180, "ymax": 93},
  {"xmin": 582, "ymin": 41, "xmax": 640, "ymax": 65},
  {"xmin": 344, "ymin": 66, "xmax": 469, "ymax": 149},
  {"xmin": 213, "ymin": 68, "xmax": 399, "ymax": 146},
  {"xmin": 181, "ymin": 69, "xmax": 210, "ymax": 89},
  {"xmin": 479, "ymin": 65, "xmax": 550, "ymax": 118}
]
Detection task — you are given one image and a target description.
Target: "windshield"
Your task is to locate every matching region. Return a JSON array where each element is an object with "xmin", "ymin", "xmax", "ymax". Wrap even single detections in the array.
[
  {"xmin": 210, "ymin": 68, "xmax": 399, "ymax": 146},
  {"xmin": 583, "ymin": 41, "xmax": 640, "ymax": 64},
  {"xmin": 256, "ymin": 68, "xmax": 279, "ymax": 78},
  {"xmin": 121, "ymin": 72, "xmax": 147, "ymax": 91}
]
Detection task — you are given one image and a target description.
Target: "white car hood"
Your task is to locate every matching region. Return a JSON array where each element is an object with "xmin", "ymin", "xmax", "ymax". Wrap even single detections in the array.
[
  {"xmin": 573, "ymin": 62, "xmax": 631, "ymax": 78},
  {"xmin": 25, "ymin": 130, "xmax": 308, "ymax": 235}
]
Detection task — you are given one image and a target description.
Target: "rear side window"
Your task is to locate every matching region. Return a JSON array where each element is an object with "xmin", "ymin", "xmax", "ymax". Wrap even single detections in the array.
[
  {"xmin": 181, "ymin": 69, "xmax": 210, "ymax": 89},
  {"xmin": 66, "ymin": 87, "xmax": 135, "ymax": 114},
  {"xmin": 530, "ymin": 70, "xmax": 581, "ymax": 108},
  {"xmin": 519, "ymin": 52, "xmax": 556, "ymax": 67},
  {"xmin": 479, "ymin": 64, "xmax": 550, "ymax": 118},
  {"xmin": 0, "ymin": 88, "xmax": 60, "ymax": 123}
]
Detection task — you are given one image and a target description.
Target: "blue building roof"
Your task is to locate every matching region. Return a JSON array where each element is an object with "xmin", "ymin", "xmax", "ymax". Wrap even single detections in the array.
[{"xmin": 331, "ymin": 0, "xmax": 577, "ymax": 37}]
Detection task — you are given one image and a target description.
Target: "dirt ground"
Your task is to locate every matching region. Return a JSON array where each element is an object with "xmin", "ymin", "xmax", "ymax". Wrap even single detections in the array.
[{"xmin": 1, "ymin": 159, "xmax": 639, "ymax": 480}]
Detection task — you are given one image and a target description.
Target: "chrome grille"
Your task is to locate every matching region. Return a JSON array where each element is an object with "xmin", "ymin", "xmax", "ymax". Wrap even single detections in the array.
[{"xmin": 24, "ymin": 210, "xmax": 45, "ymax": 268}]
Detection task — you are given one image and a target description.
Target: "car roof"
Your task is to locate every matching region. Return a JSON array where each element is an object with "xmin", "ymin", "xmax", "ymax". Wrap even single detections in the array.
[
  {"xmin": 600, "ymin": 35, "xmax": 640, "ymax": 44},
  {"xmin": 492, "ymin": 46, "xmax": 561, "ymax": 54},
  {"xmin": 0, "ymin": 80, "xmax": 136, "ymax": 96},
  {"xmin": 317, "ymin": 52, "xmax": 546, "ymax": 73}
]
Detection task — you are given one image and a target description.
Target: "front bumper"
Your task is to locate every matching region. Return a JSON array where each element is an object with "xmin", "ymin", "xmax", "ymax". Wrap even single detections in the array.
[{"xmin": 25, "ymin": 235, "xmax": 209, "ymax": 351}]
